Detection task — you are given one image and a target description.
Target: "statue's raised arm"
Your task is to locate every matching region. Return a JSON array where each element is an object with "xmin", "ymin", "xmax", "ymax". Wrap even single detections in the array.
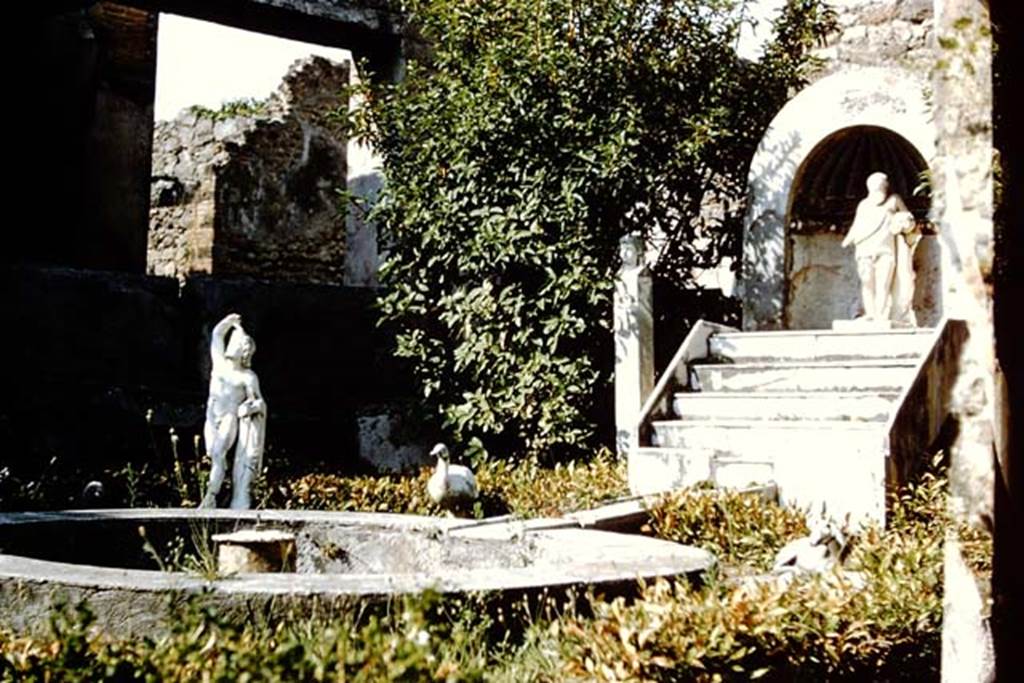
[{"xmin": 210, "ymin": 313, "xmax": 242, "ymax": 366}]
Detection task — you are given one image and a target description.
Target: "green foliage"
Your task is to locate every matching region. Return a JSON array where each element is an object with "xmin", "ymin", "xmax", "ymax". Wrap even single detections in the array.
[
  {"xmin": 268, "ymin": 450, "xmax": 628, "ymax": 518},
  {"xmin": 346, "ymin": 0, "xmax": 838, "ymax": 458},
  {"xmin": 2, "ymin": 594, "xmax": 493, "ymax": 682},
  {"xmin": 518, "ymin": 471, "xmax": 964, "ymax": 682},
  {"xmin": 648, "ymin": 487, "xmax": 809, "ymax": 570},
  {"xmin": 187, "ymin": 97, "xmax": 268, "ymax": 121},
  {"xmin": 1, "ymin": 470, "xmax": 990, "ymax": 681}
]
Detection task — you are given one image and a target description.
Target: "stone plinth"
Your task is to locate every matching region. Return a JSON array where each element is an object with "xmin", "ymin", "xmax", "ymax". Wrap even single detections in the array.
[
  {"xmin": 832, "ymin": 318, "xmax": 896, "ymax": 331},
  {"xmin": 213, "ymin": 529, "xmax": 296, "ymax": 573}
]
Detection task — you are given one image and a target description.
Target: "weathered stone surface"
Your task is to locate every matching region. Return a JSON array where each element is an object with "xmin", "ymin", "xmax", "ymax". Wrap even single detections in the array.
[
  {"xmin": 147, "ymin": 57, "xmax": 350, "ymax": 285},
  {"xmin": 927, "ymin": 2, "xmax": 998, "ymax": 678},
  {"xmin": 356, "ymin": 414, "xmax": 427, "ymax": 473},
  {"xmin": 213, "ymin": 529, "xmax": 296, "ymax": 573},
  {"xmin": 809, "ymin": 1, "xmax": 933, "ymax": 77},
  {"xmin": 942, "ymin": 538, "xmax": 995, "ymax": 682},
  {"xmin": 614, "ymin": 234, "xmax": 654, "ymax": 454},
  {"xmin": 0, "ymin": 509, "xmax": 714, "ymax": 637},
  {"xmin": 631, "ymin": 323, "xmax": 964, "ymax": 527}
]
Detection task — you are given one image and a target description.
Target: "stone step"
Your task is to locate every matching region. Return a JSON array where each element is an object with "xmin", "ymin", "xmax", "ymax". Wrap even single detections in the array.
[
  {"xmin": 629, "ymin": 447, "xmax": 779, "ymax": 495},
  {"xmin": 649, "ymin": 418, "xmax": 883, "ymax": 452},
  {"xmin": 708, "ymin": 328, "xmax": 933, "ymax": 363},
  {"xmin": 632, "ymin": 422, "xmax": 887, "ymax": 523},
  {"xmin": 671, "ymin": 391, "xmax": 899, "ymax": 422},
  {"xmin": 690, "ymin": 359, "xmax": 917, "ymax": 393}
]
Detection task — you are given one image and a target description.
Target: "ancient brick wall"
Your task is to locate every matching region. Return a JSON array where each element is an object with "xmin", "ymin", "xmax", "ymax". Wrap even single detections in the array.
[
  {"xmin": 148, "ymin": 56, "xmax": 350, "ymax": 284},
  {"xmin": 12, "ymin": 3, "xmax": 157, "ymax": 273}
]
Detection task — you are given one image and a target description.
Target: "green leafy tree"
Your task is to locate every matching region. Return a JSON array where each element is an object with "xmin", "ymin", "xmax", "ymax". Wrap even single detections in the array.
[{"xmin": 348, "ymin": 0, "xmax": 837, "ymax": 459}]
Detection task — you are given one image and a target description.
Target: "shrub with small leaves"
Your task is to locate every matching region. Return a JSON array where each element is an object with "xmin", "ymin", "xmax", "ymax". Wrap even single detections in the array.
[
  {"xmin": 648, "ymin": 487, "xmax": 809, "ymax": 570},
  {"xmin": 269, "ymin": 450, "xmax": 628, "ymax": 519},
  {"xmin": 347, "ymin": 0, "xmax": 838, "ymax": 458},
  {"xmin": 0, "ymin": 468, "xmax": 989, "ymax": 681},
  {"xmin": 2, "ymin": 593, "xmax": 492, "ymax": 682}
]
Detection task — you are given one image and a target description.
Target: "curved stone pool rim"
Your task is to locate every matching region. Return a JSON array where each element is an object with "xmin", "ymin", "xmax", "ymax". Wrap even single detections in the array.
[{"xmin": 0, "ymin": 508, "xmax": 713, "ymax": 635}]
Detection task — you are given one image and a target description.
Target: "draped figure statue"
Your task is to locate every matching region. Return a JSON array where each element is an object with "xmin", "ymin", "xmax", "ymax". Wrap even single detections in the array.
[
  {"xmin": 200, "ymin": 313, "xmax": 267, "ymax": 510},
  {"xmin": 841, "ymin": 172, "xmax": 921, "ymax": 326}
]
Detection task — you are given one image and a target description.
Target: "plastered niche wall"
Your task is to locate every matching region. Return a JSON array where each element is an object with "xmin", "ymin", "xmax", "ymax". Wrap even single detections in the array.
[{"xmin": 740, "ymin": 66, "xmax": 937, "ymax": 330}]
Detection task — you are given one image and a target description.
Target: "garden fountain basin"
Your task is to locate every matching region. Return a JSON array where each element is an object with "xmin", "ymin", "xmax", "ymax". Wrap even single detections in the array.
[{"xmin": 0, "ymin": 508, "xmax": 714, "ymax": 635}]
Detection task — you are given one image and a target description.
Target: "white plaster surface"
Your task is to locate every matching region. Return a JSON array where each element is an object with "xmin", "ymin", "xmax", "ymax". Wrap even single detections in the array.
[
  {"xmin": 788, "ymin": 233, "xmax": 863, "ymax": 328},
  {"xmin": 630, "ymin": 325, "xmax": 958, "ymax": 527},
  {"xmin": 941, "ymin": 539, "xmax": 995, "ymax": 682}
]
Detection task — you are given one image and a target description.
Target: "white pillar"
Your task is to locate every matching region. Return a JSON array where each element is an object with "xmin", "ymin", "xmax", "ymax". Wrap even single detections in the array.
[
  {"xmin": 344, "ymin": 59, "xmax": 383, "ymax": 287},
  {"xmin": 614, "ymin": 234, "xmax": 654, "ymax": 456}
]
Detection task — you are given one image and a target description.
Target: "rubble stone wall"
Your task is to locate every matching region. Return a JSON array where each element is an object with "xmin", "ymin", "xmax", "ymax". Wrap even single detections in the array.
[
  {"xmin": 148, "ymin": 56, "xmax": 350, "ymax": 284},
  {"xmin": 810, "ymin": 0, "xmax": 934, "ymax": 78}
]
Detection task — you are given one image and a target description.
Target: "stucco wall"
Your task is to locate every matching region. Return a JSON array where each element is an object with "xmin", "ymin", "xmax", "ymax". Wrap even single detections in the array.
[{"xmin": 740, "ymin": 67, "xmax": 935, "ymax": 330}]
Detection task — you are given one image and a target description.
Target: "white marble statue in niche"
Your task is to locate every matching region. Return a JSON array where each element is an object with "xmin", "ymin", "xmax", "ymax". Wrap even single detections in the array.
[
  {"xmin": 841, "ymin": 172, "xmax": 921, "ymax": 326},
  {"xmin": 200, "ymin": 313, "xmax": 267, "ymax": 509}
]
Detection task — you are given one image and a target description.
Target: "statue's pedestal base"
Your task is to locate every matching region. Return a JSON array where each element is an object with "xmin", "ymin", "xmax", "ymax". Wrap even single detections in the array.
[
  {"xmin": 832, "ymin": 318, "xmax": 893, "ymax": 332},
  {"xmin": 832, "ymin": 318, "xmax": 917, "ymax": 332}
]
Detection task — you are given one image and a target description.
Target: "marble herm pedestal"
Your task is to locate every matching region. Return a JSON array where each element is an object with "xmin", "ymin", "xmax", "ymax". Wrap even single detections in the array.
[{"xmin": 614, "ymin": 234, "xmax": 654, "ymax": 455}]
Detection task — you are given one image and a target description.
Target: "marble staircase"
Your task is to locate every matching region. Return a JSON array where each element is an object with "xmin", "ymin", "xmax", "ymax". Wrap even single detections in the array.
[{"xmin": 629, "ymin": 320, "xmax": 966, "ymax": 526}]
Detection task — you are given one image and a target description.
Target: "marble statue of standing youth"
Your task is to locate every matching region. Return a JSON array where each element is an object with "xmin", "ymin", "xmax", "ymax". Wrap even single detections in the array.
[
  {"xmin": 200, "ymin": 313, "xmax": 267, "ymax": 509},
  {"xmin": 841, "ymin": 172, "xmax": 920, "ymax": 325}
]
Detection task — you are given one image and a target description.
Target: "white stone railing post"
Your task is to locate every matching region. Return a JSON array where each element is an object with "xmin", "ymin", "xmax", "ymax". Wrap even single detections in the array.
[{"xmin": 614, "ymin": 234, "xmax": 654, "ymax": 456}]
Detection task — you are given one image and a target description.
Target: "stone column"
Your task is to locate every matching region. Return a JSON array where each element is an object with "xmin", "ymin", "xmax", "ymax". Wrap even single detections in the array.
[
  {"xmin": 614, "ymin": 234, "xmax": 654, "ymax": 456},
  {"xmin": 930, "ymin": 1, "xmax": 998, "ymax": 681}
]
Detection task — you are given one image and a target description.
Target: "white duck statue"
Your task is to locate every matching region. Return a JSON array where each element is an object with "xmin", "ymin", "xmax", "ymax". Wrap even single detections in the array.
[{"xmin": 426, "ymin": 443, "xmax": 478, "ymax": 506}]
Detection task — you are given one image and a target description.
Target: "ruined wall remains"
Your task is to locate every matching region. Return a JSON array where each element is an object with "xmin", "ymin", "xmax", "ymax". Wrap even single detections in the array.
[
  {"xmin": 810, "ymin": 0, "xmax": 934, "ymax": 77},
  {"xmin": 148, "ymin": 56, "xmax": 350, "ymax": 284},
  {"xmin": 928, "ymin": 1, "xmax": 998, "ymax": 680}
]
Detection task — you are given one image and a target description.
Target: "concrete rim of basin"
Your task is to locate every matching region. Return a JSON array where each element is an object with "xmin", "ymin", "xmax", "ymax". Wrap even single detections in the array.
[{"xmin": 0, "ymin": 508, "xmax": 715, "ymax": 597}]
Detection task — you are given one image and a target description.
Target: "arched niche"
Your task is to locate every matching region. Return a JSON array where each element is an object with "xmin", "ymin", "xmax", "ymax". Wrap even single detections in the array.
[
  {"xmin": 740, "ymin": 67, "xmax": 936, "ymax": 330},
  {"xmin": 786, "ymin": 125, "xmax": 937, "ymax": 329}
]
